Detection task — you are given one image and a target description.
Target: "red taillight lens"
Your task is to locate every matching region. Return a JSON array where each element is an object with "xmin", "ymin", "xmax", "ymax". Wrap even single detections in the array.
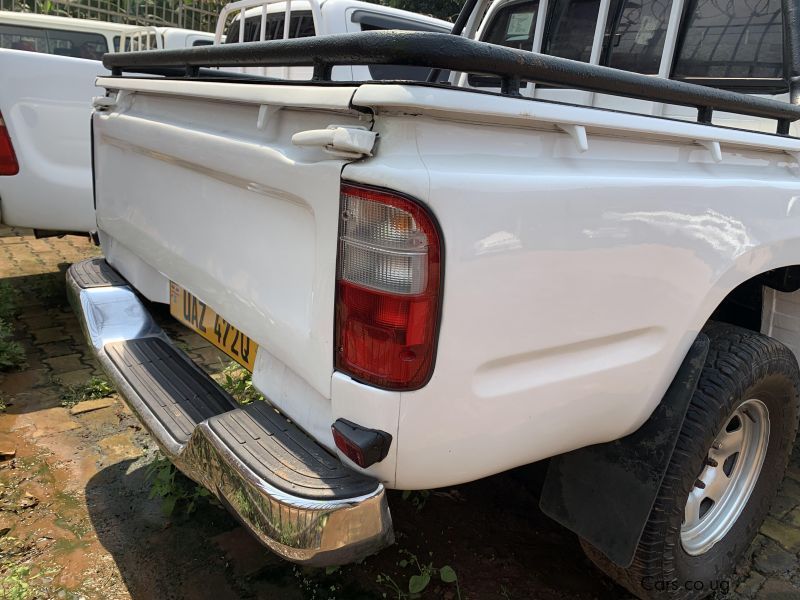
[
  {"xmin": 334, "ymin": 183, "xmax": 442, "ymax": 390},
  {"xmin": 332, "ymin": 426, "xmax": 367, "ymax": 466},
  {"xmin": 0, "ymin": 114, "xmax": 19, "ymax": 176}
]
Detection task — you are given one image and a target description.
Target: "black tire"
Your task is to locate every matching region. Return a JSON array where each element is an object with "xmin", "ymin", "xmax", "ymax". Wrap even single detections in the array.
[{"xmin": 582, "ymin": 323, "xmax": 800, "ymax": 599}]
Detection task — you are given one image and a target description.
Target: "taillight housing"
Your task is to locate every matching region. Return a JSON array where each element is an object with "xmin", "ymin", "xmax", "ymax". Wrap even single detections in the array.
[
  {"xmin": 0, "ymin": 113, "xmax": 19, "ymax": 176},
  {"xmin": 334, "ymin": 183, "xmax": 442, "ymax": 390}
]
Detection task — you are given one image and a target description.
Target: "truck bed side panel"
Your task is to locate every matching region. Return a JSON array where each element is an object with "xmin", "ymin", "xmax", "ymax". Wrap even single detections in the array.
[{"xmin": 343, "ymin": 99, "xmax": 800, "ymax": 488}]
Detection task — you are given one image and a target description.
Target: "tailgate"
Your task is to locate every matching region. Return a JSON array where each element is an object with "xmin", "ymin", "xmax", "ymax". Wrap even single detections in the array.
[{"xmin": 92, "ymin": 79, "xmax": 367, "ymax": 398}]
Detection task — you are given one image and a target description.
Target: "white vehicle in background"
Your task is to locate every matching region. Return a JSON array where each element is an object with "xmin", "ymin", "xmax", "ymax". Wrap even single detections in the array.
[
  {"xmin": 119, "ymin": 26, "xmax": 214, "ymax": 51},
  {"xmin": 215, "ymin": 0, "xmax": 451, "ymax": 79},
  {"xmin": 0, "ymin": 0, "xmax": 451, "ymax": 235},
  {"xmin": 0, "ymin": 13, "xmax": 215, "ymax": 232},
  {"xmin": 0, "ymin": 11, "xmax": 139, "ymax": 55}
]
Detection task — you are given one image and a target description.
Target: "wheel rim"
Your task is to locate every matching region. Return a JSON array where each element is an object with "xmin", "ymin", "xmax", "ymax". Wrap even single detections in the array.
[{"xmin": 680, "ymin": 398, "xmax": 770, "ymax": 556}]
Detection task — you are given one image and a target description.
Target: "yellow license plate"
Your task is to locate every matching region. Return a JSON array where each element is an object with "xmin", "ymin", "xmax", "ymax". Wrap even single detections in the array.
[{"xmin": 169, "ymin": 282, "xmax": 258, "ymax": 371}]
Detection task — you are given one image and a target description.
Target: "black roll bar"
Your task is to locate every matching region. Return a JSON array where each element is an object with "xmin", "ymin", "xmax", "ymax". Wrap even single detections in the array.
[{"xmin": 103, "ymin": 30, "xmax": 800, "ymax": 136}]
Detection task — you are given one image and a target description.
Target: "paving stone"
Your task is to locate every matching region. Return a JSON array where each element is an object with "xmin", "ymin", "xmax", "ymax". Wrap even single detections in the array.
[
  {"xmin": 22, "ymin": 314, "xmax": 59, "ymax": 330},
  {"xmin": 56, "ymin": 368, "xmax": 94, "ymax": 387},
  {"xmin": 753, "ymin": 540, "xmax": 797, "ymax": 574},
  {"xmin": 785, "ymin": 465, "xmax": 800, "ymax": 484},
  {"xmin": 17, "ymin": 304, "xmax": 51, "ymax": 318},
  {"xmin": 37, "ymin": 341, "xmax": 78, "ymax": 359},
  {"xmin": 96, "ymin": 431, "xmax": 143, "ymax": 463},
  {"xmin": 44, "ymin": 354, "xmax": 85, "ymax": 373},
  {"xmin": 193, "ymin": 345, "xmax": 228, "ymax": 370},
  {"xmin": 31, "ymin": 327, "xmax": 70, "ymax": 344},
  {"xmin": 784, "ymin": 507, "xmax": 800, "ymax": 529},
  {"xmin": 69, "ymin": 398, "xmax": 116, "ymax": 415},
  {"xmin": 756, "ymin": 577, "xmax": 800, "ymax": 599},
  {"xmin": 0, "ymin": 433, "xmax": 16, "ymax": 459},
  {"xmin": 769, "ymin": 494, "xmax": 798, "ymax": 520},
  {"xmin": 12, "ymin": 407, "xmax": 80, "ymax": 438},
  {"xmin": 179, "ymin": 332, "xmax": 213, "ymax": 351},
  {"xmin": 778, "ymin": 477, "xmax": 800, "ymax": 500},
  {"xmin": 1, "ymin": 369, "xmax": 50, "ymax": 394},
  {"xmin": 760, "ymin": 518, "xmax": 800, "ymax": 554},
  {"xmin": 736, "ymin": 571, "xmax": 766, "ymax": 598},
  {"xmin": 3, "ymin": 389, "xmax": 62, "ymax": 414}
]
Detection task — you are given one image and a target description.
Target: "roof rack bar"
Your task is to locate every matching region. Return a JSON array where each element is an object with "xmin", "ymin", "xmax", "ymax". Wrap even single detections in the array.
[
  {"xmin": 784, "ymin": 0, "xmax": 800, "ymax": 106},
  {"xmin": 103, "ymin": 31, "xmax": 800, "ymax": 128},
  {"xmin": 426, "ymin": 0, "xmax": 481, "ymax": 83},
  {"xmin": 697, "ymin": 106, "xmax": 713, "ymax": 124}
]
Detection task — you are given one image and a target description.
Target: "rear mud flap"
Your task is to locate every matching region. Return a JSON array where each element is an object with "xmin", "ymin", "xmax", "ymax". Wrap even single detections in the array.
[{"xmin": 539, "ymin": 333, "xmax": 710, "ymax": 567}]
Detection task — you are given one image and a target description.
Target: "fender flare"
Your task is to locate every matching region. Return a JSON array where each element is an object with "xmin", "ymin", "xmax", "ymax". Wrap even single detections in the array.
[{"xmin": 539, "ymin": 333, "xmax": 710, "ymax": 567}]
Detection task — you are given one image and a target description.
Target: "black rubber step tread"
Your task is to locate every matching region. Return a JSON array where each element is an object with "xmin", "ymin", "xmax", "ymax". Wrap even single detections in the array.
[
  {"xmin": 105, "ymin": 337, "xmax": 239, "ymax": 444},
  {"xmin": 207, "ymin": 402, "xmax": 380, "ymax": 500},
  {"xmin": 69, "ymin": 258, "xmax": 127, "ymax": 288}
]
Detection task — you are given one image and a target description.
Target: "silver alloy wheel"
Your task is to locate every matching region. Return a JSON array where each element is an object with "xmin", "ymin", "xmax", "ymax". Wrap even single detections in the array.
[{"xmin": 681, "ymin": 398, "xmax": 770, "ymax": 556}]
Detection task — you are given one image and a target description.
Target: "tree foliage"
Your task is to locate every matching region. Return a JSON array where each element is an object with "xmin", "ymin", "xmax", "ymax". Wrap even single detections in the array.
[{"xmin": 7, "ymin": 0, "xmax": 464, "ymax": 29}]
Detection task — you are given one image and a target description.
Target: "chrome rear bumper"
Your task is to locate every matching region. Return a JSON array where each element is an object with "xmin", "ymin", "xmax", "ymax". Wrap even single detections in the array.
[{"xmin": 67, "ymin": 258, "xmax": 393, "ymax": 566}]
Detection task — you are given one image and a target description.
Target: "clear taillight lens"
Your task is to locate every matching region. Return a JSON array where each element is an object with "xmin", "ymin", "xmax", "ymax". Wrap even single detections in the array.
[
  {"xmin": 0, "ymin": 114, "xmax": 19, "ymax": 176},
  {"xmin": 335, "ymin": 184, "xmax": 442, "ymax": 390}
]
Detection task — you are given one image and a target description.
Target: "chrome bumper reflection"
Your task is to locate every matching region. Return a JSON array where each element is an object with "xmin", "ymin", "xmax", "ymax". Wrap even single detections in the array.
[{"xmin": 66, "ymin": 261, "xmax": 393, "ymax": 566}]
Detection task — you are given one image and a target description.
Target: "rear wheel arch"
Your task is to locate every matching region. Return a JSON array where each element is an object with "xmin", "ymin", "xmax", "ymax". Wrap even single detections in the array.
[
  {"xmin": 582, "ymin": 323, "xmax": 800, "ymax": 598},
  {"xmin": 705, "ymin": 265, "xmax": 800, "ymax": 334}
]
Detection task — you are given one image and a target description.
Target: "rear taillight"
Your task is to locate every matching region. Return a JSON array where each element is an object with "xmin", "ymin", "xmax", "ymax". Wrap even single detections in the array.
[
  {"xmin": 334, "ymin": 183, "xmax": 442, "ymax": 390},
  {"xmin": 0, "ymin": 114, "xmax": 18, "ymax": 176}
]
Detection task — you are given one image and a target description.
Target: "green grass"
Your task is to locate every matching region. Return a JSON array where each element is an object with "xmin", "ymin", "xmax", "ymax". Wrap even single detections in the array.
[
  {"xmin": 0, "ymin": 563, "xmax": 38, "ymax": 600},
  {"xmin": 59, "ymin": 376, "xmax": 115, "ymax": 408},
  {"xmin": 376, "ymin": 549, "xmax": 460, "ymax": 599},
  {"xmin": 219, "ymin": 363, "xmax": 264, "ymax": 405},
  {"xmin": 0, "ymin": 282, "xmax": 24, "ymax": 372},
  {"xmin": 146, "ymin": 455, "xmax": 214, "ymax": 516}
]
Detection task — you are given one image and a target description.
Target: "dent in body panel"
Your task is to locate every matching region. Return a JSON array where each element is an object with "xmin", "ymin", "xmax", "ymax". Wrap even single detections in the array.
[{"xmin": 472, "ymin": 327, "xmax": 666, "ymax": 399}]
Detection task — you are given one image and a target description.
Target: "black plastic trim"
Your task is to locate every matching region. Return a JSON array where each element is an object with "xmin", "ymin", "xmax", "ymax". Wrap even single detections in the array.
[
  {"xmin": 332, "ymin": 418, "xmax": 392, "ymax": 467},
  {"xmin": 350, "ymin": 10, "xmax": 451, "ymax": 33},
  {"xmin": 539, "ymin": 333, "xmax": 711, "ymax": 568}
]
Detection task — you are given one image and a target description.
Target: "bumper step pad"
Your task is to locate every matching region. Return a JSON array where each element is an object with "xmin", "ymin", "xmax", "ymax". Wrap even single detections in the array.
[
  {"xmin": 69, "ymin": 257, "xmax": 127, "ymax": 288},
  {"xmin": 209, "ymin": 402, "xmax": 379, "ymax": 500},
  {"xmin": 105, "ymin": 338, "xmax": 238, "ymax": 445},
  {"xmin": 66, "ymin": 259, "xmax": 392, "ymax": 566}
]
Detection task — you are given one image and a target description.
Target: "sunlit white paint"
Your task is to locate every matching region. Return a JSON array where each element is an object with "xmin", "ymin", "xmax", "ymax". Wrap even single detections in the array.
[
  {"xmin": 0, "ymin": 50, "xmax": 106, "ymax": 231},
  {"xmin": 92, "ymin": 76, "xmax": 800, "ymax": 489}
]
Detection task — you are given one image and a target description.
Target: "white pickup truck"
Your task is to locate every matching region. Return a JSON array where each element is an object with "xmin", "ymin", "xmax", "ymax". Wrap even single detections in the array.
[
  {"xmin": 118, "ymin": 26, "xmax": 215, "ymax": 51},
  {"xmin": 56, "ymin": 0, "xmax": 800, "ymax": 597}
]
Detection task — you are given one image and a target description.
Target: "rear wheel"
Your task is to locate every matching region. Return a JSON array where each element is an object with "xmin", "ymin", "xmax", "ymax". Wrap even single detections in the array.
[{"xmin": 582, "ymin": 324, "xmax": 800, "ymax": 599}]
